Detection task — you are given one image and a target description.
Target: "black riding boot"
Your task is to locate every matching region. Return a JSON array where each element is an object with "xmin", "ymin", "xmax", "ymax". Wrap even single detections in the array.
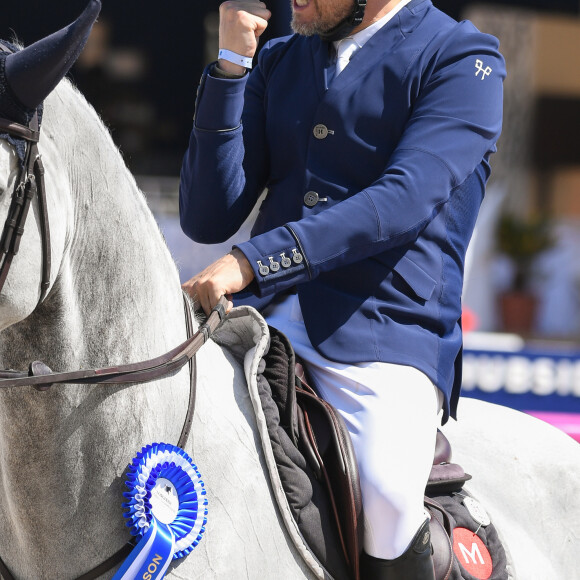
[{"xmin": 360, "ymin": 519, "xmax": 436, "ymax": 580}]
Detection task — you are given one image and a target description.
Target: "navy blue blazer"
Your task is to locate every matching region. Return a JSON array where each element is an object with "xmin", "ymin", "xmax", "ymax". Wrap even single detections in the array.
[{"xmin": 180, "ymin": 0, "xmax": 505, "ymax": 421}]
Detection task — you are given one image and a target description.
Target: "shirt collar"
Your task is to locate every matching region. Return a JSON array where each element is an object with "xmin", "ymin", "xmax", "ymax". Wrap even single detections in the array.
[{"xmin": 333, "ymin": 0, "xmax": 413, "ymax": 52}]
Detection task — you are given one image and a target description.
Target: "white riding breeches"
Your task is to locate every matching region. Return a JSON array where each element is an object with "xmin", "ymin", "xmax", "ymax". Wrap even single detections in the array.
[{"xmin": 263, "ymin": 294, "xmax": 443, "ymax": 560}]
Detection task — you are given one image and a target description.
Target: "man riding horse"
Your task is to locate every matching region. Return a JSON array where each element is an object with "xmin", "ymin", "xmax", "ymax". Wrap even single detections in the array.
[{"xmin": 179, "ymin": 0, "xmax": 505, "ymax": 578}]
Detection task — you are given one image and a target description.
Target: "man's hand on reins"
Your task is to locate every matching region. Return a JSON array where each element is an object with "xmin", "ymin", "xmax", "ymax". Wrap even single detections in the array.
[
  {"xmin": 182, "ymin": 248, "xmax": 255, "ymax": 315},
  {"xmin": 218, "ymin": 1, "xmax": 271, "ymax": 75}
]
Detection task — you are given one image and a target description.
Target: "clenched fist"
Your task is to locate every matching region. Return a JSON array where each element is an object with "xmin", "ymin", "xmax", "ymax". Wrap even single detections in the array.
[{"xmin": 218, "ymin": 1, "xmax": 271, "ymax": 74}]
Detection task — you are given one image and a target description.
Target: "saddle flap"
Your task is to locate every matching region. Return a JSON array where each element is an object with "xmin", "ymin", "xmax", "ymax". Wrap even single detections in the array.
[{"xmin": 296, "ymin": 381, "xmax": 363, "ymax": 580}]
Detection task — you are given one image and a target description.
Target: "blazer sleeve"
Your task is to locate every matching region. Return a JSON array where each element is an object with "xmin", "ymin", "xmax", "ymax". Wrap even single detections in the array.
[
  {"xmin": 179, "ymin": 58, "xmax": 271, "ymax": 244},
  {"xmin": 236, "ymin": 23, "xmax": 506, "ymax": 298}
]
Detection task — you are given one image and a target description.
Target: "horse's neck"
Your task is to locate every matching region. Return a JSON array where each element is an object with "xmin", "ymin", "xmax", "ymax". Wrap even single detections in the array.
[
  {"xmin": 2, "ymin": 80, "xmax": 194, "ymax": 446},
  {"xmin": 0, "ymin": 82, "xmax": 194, "ymax": 576},
  {"xmin": 11, "ymin": 82, "xmax": 186, "ymax": 369}
]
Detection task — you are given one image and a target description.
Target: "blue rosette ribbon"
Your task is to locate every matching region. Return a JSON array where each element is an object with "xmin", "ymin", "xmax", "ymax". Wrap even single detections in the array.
[{"xmin": 113, "ymin": 443, "xmax": 208, "ymax": 580}]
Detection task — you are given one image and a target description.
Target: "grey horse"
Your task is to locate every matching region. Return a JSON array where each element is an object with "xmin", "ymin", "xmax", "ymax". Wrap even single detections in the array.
[{"xmin": 0, "ymin": 2, "xmax": 578, "ymax": 579}]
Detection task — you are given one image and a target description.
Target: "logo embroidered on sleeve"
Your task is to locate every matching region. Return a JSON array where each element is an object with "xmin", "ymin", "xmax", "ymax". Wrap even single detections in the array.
[{"xmin": 475, "ymin": 59, "xmax": 492, "ymax": 80}]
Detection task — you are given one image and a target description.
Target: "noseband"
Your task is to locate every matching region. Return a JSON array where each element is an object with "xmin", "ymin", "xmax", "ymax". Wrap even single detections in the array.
[{"xmin": 0, "ymin": 42, "xmax": 51, "ymax": 303}]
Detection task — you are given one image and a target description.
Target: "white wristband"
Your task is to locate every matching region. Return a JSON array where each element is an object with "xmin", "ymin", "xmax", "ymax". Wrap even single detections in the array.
[{"xmin": 218, "ymin": 49, "xmax": 253, "ymax": 70}]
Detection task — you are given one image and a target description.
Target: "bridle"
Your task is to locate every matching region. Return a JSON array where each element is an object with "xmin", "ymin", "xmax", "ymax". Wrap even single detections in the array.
[
  {"xmin": 0, "ymin": 39, "xmax": 229, "ymax": 577},
  {"xmin": 0, "ymin": 110, "xmax": 51, "ymax": 302}
]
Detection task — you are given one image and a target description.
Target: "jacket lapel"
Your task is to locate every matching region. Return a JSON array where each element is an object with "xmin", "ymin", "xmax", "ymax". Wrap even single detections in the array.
[{"xmin": 326, "ymin": 0, "xmax": 430, "ymax": 94}]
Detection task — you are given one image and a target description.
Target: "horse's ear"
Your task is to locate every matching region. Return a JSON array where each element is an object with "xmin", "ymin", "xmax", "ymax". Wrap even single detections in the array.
[{"xmin": 4, "ymin": 0, "xmax": 101, "ymax": 110}]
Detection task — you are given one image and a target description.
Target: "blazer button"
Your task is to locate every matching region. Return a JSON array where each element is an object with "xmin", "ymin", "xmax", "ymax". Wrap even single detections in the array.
[
  {"xmin": 313, "ymin": 124, "xmax": 334, "ymax": 140},
  {"xmin": 280, "ymin": 253, "xmax": 292, "ymax": 268},
  {"xmin": 292, "ymin": 249, "xmax": 303, "ymax": 264},
  {"xmin": 268, "ymin": 257, "xmax": 280, "ymax": 272},
  {"xmin": 257, "ymin": 260, "xmax": 270, "ymax": 276},
  {"xmin": 304, "ymin": 191, "xmax": 328, "ymax": 208},
  {"xmin": 304, "ymin": 191, "xmax": 319, "ymax": 207}
]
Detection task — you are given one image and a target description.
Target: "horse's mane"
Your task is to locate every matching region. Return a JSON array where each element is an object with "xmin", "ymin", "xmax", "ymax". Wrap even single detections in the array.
[
  {"xmin": 44, "ymin": 76, "xmax": 178, "ymax": 273},
  {"xmin": 46, "ymin": 78, "xmax": 141, "ymax": 191},
  {"xmin": 56, "ymin": 78, "xmax": 116, "ymax": 142},
  {"xmin": 30, "ymin": 76, "xmax": 186, "ymax": 361}
]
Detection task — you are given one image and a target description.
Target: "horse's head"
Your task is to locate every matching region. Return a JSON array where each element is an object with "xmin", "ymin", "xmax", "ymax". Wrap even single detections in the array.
[{"xmin": 0, "ymin": 1, "xmax": 100, "ymax": 331}]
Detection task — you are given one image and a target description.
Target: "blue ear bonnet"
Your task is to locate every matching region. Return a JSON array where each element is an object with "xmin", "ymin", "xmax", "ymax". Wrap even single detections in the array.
[
  {"xmin": 0, "ymin": 43, "xmax": 42, "ymax": 125},
  {"xmin": 0, "ymin": 0, "xmax": 101, "ymax": 163},
  {"xmin": 0, "ymin": 43, "xmax": 43, "ymax": 163}
]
